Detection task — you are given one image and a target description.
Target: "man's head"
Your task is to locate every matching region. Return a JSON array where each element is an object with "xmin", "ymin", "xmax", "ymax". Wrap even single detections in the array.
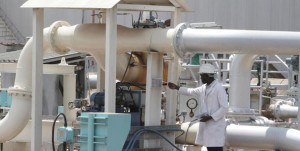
[{"xmin": 199, "ymin": 64, "xmax": 215, "ymax": 84}]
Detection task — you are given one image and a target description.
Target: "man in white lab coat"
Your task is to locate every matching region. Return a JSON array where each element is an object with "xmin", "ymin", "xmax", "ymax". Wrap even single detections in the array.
[{"xmin": 168, "ymin": 63, "xmax": 229, "ymax": 151}]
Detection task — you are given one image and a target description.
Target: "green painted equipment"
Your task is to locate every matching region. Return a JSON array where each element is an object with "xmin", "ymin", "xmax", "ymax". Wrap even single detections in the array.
[
  {"xmin": 0, "ymin": 90, "xmax": 12, "ymax": 107},
  {"xmin": 79, "ymin": 113, "xmax": 131, "ymax": 151}
]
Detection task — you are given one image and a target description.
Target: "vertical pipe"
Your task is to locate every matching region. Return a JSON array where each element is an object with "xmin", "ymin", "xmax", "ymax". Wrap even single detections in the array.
[
  {"xmin": 164, "ymin": 8, "xmax": 181, "ymax": 149},
  {"xmin": 88, "ymin": 114, "xmax": 95, "ymax": 151},
  {"xmin": 229, "ymin": 54, "xmax": 258, "ymax": 112},
  {"xmin": 63, "ymin": 74, "xmax": 76, "ymax": 121},
  {"xmin": 31, "ymin": 8, "xmax": 43, "ymax": 151},
  {"xmin": 166, "ymin": 7, "xmax": 181, "ymax": 125},
  {"xmin": 104, "ymin": 6, "xmax": 117, "ymax": 112},
  {"xmin": 92, "ymin": 10, "xmax": 95, "ymax": 24}
]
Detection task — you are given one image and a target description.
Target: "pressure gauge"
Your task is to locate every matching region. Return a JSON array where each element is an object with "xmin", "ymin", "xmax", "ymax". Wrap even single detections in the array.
[
  {"xmin": 186, "ymin": 98, "xmax": 198, "ymax": 109},
  {"xmin": 186, "ymin": 98, "xmax": 198, "ymax": 118}
]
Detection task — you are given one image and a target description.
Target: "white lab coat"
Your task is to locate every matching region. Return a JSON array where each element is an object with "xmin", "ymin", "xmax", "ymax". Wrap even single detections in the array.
[{"xmin": 179, "ymin": 80, "xmax": 229, "ymax": 147}]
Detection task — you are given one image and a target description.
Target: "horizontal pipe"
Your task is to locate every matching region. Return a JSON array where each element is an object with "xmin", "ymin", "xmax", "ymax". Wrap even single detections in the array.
[
  {"xmin": 226, "ymin": 125, "xmax": 300, "ymax": 150},
  {"xmin": 54, "ymin": 24, "xmax": 174, "ymax": 55},
  {"xmin": 181, "ymin": 28, "xmax": 300, "ymax": 55},
  {"xmin": 274, "ymin": 104, "xmax": 298, "ymax": 119},
  {"xmin": 177, "ymin": 122, "xmax": 300, "ymax": 151}
]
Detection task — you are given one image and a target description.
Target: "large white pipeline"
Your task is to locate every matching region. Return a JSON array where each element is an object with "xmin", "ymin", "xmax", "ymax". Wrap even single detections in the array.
[
  {"xmin": 177, "ymin": 123, "xmax": 300, "ymax": 150},
  {"xmin": 226, "ymin": 124, "xmax": 300, "ymax": 150},
  {"xmin": 4, "ymin": 21, "xmax": 300, "ymax": 144},
  {"xmin": 176, "ymin": 24, "xmax": 300, "ymax": 56}
]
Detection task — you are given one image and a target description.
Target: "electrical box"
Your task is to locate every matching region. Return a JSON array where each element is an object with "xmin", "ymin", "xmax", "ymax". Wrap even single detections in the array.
[
  {"xmin": 0, "ymin": 90, "xmax": 12, "ymax": 107},
  {"xmin": 57, "ymin": 127, "xmax": 74, "ymax": 143}
]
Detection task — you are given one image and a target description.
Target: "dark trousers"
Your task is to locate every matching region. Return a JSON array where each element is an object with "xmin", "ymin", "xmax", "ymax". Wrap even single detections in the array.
[{"xmin": 207, "ymin": 147, "xmax": 223, "ymax": 151}]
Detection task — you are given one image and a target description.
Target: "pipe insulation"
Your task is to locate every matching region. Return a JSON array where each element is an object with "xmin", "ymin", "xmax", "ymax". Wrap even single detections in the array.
[{"xmin": 177, "ymin": 122, "xmax": 300, "ymax": 151}]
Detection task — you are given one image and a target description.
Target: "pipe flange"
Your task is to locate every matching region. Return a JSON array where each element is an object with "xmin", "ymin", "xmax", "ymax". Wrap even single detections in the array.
[
  {"xmin": 7, "ymin": 86, "xmax": 32, "ymax": 98},
  {"xmin": 273, "ymin": 101, "xmax": 282, "ymax": 119},
  {"xmin": 173, "ymin": 23, "xmax": 188, "ymax": 58},
  {"xmin": 48, "ymin": 21, "xmax": 71, "ymax": 55}
]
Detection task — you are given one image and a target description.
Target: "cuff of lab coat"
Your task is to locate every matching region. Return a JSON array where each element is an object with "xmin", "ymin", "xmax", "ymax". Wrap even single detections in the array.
[{"xmin": 211, "ymin": 114, "xmax": 221, "ymax": 121}]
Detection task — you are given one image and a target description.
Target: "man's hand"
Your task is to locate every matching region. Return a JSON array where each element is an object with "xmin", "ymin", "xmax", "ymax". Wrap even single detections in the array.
[
  {"xmin": 168, "ymin": 82, "xmax": 180, "ymax": 90},
  {"xmin": 200, "ymin": 115, "xmax": 212, "ymax": 122}
]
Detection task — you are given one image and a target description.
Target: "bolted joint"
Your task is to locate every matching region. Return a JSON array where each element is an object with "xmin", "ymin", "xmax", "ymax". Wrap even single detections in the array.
[
  {"xmin": 173, "ymin": 23, "xmax": 189, "ymax": 59},
  {"xmin": 7, "ymin": 86, "xmax": 32, "ymax": 98},
  {"xmin": 48, "ymin": 21, "xmax": 71, "ymax": 55}
]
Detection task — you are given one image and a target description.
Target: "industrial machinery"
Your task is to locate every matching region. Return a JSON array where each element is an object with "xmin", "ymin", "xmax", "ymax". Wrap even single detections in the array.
[{"xmin": 1, "ymin": 0, "xmax": 300, "ymax": 151}]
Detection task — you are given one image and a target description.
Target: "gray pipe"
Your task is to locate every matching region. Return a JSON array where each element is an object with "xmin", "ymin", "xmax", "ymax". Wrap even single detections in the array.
[
  {"xmin": 226, "ymin": 125, "xmax": 300, "ymax": 151},
  {"xmin": 177, "ymin": 122, "xmax": 300, "ymax": 151},
  {"xmin": 272, "ymin": 103, "xmax": 298, "ymax": 119},
  {"xmin": 173, "ymin": 23, "xmax": 300, "ymax": 58}
]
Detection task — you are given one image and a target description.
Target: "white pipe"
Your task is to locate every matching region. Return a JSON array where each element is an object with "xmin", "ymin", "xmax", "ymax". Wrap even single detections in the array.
[
  {"xmin": 87, "ymin": 74, "xmax": 97, "ymax": 89},
  {"xmin": 177, "ymin": 122, "xmax": 300, "ymax": 151},
  {"xmin": 63, "ymin": 74, "xmax": 77, "ymax": 121},
  {"xmin": 272, "ymin": 103, "xmax": 298, "ymax": 119},
  {"xmin": 53, "ymin": 23, "xmax": 173, "ymax": 82},
  {"xmin": 0, "ymin": 25, "xmax": 52, "ymax": 142},
  {"xmin": 226, "ymin": 125, "xmax": 300, "ymax": 150},
  {"xmin": 229, "ymin": 54, "xmax": 258, "ymax": 113},
  {"xmin": 53, "ymin": 24, "xmax": 174, "ymax": 56},
  {"xmin": 179, "ymin": 28, "xmax": 300, "ymax": 56}
]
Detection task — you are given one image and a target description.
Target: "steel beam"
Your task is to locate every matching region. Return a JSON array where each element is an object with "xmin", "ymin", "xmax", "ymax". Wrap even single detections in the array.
[
  {"xmin": 104, "ymin": 6, "xmax": 117, "ymax": 112},
  {"xmin": 31, "ymin": 8, "xmax": 44, "ymax": 151}
]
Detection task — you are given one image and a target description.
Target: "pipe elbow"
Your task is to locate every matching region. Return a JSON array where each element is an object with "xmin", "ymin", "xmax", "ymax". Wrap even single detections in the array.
[{"xmin": 0, "ymin": 95, "xmax": 31, "ymax": 142}]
